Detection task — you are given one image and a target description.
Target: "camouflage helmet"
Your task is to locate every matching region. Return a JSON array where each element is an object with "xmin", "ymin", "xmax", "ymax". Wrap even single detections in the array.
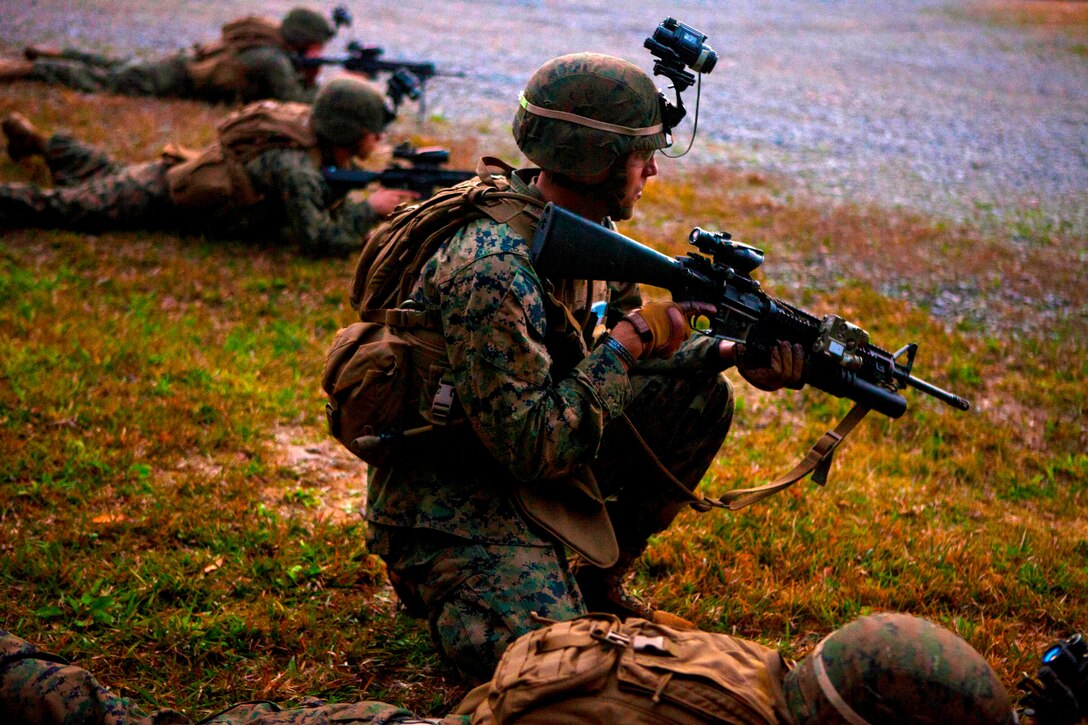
[
  {"xmin": 280, "ymin": 6, "xmax": 336, "ymax": 48},
  {"xmin": 512, "ymin": 52, "xmax": 667, "ymax": 178},
  {"xmin": 783, "ymin": 613, "xmax": 1016, "ymax": 725},
  {"xmin": 311, "ymin": 77, "xmax": 392, "ymax": 145}
]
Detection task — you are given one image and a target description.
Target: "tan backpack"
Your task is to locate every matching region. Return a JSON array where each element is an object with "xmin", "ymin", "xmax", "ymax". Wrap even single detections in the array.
[
  {"xmin": 460, "ymin": 614, "xmax": 790, "ymax": 725},
  {"xmin": 186, "ymin": 15, "xmax": 285, "ymax": 97},
  {"xmin": 321, "ymin": 158, "xmax": 543, "ymax": 467},
  {"xmin": 164, "ymin": 100, "xmax": 318, "ymax": 211}
]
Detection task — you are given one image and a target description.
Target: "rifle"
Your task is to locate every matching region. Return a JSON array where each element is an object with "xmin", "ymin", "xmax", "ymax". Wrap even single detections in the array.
[
  {"xmin": 318, "ymin": 6, "xmax": 448, "ymax": 83},
  {"xmin": 531, "ymin": 202, "xmax": 970, "ymax": 420},
  {"xmin": 299, "ymin": 41, "xmax": 463, "ymax": 118},
  {"xmin": 322, "ymin": 142, "xmax": 474, "ymax": 198},
  {"xmin": 302, "ymin": 4, "xmax": 467, "ymax": 116},
  {"xmin": 1019, "ymin": 633, "xmax": 1088, "ymax": 724},
  {"xmin": 301, "ymin": 40, "xmax": 439, "ymax": 81}
]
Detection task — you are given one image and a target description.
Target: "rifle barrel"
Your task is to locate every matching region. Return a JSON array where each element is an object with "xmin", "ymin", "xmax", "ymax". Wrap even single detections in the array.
[{"xmin": 899, "ymin": 372, "xmax": 971, "ymax": 410}]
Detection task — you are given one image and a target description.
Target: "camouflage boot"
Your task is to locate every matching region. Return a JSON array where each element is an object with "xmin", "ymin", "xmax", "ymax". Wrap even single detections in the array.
[
  {"xmin": 2, "ymin": 112, "xmax": 47, "ymax": 161},
  {"xmin": 0, "ymin": 59, "xmax": 33, "ymax": 83},
  {"xmin": 573, "ymin": 550, "xmax": 696, "ymax": 629}
]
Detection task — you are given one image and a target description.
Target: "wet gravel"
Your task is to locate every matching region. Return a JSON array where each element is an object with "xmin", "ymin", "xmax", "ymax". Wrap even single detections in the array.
[{"xmin": 2, "ymin": 0, "xmax": 1086, "ymax": 234}]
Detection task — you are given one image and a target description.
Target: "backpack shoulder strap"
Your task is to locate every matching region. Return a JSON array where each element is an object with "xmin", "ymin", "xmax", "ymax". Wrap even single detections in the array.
[
  {"xmin": 466, "ymin": 156, "xmax": 545, "ymax": 241},
  {"xmin": 351, "ymin": 158, "xmax": 546, "ymax": 315}
]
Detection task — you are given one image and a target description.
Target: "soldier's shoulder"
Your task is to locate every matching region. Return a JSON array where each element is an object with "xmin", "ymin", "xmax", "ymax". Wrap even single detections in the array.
[
  {"xmin": 453, "ymin": 216, "xmax": 531, "ymax": 263},
  {"xmin": 428, "ymin": 216, "xmax": 533, "ymax": 287}
]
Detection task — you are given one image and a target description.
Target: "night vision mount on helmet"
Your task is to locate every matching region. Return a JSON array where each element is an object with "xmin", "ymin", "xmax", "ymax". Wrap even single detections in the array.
[{"xmin": 644, "ymin": 17, "xmax": 717, "ymax": 155}]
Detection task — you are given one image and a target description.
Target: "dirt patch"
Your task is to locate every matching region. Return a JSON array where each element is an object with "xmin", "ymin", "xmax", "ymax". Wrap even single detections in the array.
[{"xmin": 265, "ymin": 426, "xmax": 367, "ymax": 524}]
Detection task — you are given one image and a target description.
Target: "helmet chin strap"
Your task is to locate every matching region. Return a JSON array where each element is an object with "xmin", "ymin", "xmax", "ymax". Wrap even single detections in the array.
[
  {"xmin": 810, "ymin": 641, "xmax": 874, "ymax": 725},
  {"xmin": 605, "ymin": 167, "xmax": 634, "ymax": 221}
]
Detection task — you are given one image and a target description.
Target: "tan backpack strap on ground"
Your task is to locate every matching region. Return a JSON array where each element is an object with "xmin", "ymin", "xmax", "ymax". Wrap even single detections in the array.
[{"xmin": 624, "ymin": 403, "xmax": 872, "ymax": 512}]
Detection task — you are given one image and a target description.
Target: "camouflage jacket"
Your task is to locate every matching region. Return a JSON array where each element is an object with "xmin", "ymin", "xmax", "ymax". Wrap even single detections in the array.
[
  {"xmin": 237, "ymin": 147, "xmax": 378, "ymax": 256},
  {"xmin": 365, "ymin": 171, "xmax": 716, "ymax": 550},
  {"xmin": 231, "ymin": 45, "xmax": 318, "ymax": 104}
]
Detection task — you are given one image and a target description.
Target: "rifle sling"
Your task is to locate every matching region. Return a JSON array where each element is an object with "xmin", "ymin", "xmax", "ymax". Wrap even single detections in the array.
[{"xmin": 622, "ymin": 402, "xmax": 871, "ymax": 512}]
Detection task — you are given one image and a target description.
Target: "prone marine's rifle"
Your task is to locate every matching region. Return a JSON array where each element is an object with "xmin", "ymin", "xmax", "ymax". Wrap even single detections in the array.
[
  {"xmin": 533, "ymin": 203, "xmax": 969, "ymax": 419},
  {"xmin": 300, "ymin": 7, "xmax": 463, "ymax": 117},
  {"xmin": 322, "ymin": 141, "xmax": 474, "ymax": 198},
  {"xmin": 303, "ymin": 40, "xmax": 443, "ymax": 85}
]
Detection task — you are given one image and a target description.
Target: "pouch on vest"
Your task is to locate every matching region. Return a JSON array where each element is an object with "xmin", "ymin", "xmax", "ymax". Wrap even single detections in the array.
[
  {"xmin": 471, "ymin": 614, "xmax": 790, "ymax": 725},
  {"xmin": 322, "ymin": 314, "xmax": 450, "ymax": 467},
  {"xmin": 327, "ymin": 159, "xmax": 541, "ymax": 468}
]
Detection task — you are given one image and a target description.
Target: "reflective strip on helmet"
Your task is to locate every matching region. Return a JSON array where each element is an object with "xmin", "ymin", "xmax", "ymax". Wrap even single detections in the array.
[
  {"xmin": 812, "ymin": 643, "xmax": 873, "ymax": 725},
  {"xmin": 519, "ymin": 94, "xmax": 663, "ymax": 137}
]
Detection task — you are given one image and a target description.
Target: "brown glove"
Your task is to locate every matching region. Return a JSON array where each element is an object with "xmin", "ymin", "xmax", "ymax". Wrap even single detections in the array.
[{"xmin": 623, "ymin": 300, "xmax": 715, "ymax": 359}]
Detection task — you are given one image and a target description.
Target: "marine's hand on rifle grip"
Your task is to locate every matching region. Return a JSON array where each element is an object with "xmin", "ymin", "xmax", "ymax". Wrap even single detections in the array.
[
  {"xmin": 735, "ymin": 340, "xmax": 806, "ymax": 391},
  {"xmin": 616, "ymin": 300, "xmax": 715, "ymax": 360}
]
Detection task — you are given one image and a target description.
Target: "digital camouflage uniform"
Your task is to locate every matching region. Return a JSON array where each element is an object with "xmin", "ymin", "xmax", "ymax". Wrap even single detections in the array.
[
  {"xmin": 23, "ymin": 10, "xmax": 330, "ymax": 105},
  {"xmin": 0, "ymin": 125, "xmax": 379, "ymax": 257},
  {"xmin": 28, "ymin": 46, "xmax": 317, "ymax": 104},
  {"xmin": 0, "ymin": 630, "xmax": 463, "ymax": 725},
  {"xmin": 366, "ymin": 170, "xmax": 735, "ymax": 683}
]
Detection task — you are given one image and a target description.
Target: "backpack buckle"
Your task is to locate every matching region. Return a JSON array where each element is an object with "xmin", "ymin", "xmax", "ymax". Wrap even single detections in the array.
[
  {"xmin": 590, "ymin": 623, "xmax": 631, "ymax": 648},
  {"xmin": 632, "ymin": 635, "xmax": 675, "ymax": 656},
  {"xmin": 430, "ymin": 382, "xmax": 456, "ymax": 426}
]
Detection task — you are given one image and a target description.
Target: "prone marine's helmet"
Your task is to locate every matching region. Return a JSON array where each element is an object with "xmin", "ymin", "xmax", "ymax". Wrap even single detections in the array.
[
  {"xmin": 783, "ymin": 613, "xmax": 1016, "ymax": 724},
  {"xmin": 311, "ymin": 76, "xmax": 392, "ymax": 146},
  {"xmin": 281, "ymin": 6, "xmax": 337, "ymax": 48},
  {"xmin": 512, "ymin": 52, "xmax": 668, "ymax": 178}
]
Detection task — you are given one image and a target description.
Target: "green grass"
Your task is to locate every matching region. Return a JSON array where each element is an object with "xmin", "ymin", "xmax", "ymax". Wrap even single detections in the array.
[{"xmin": 2, "ymin": 82, "xmax": 1086, "ymax": 718}]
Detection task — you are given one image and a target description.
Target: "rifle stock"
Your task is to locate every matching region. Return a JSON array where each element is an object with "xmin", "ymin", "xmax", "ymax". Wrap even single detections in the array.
[{"xmin": 531, "ymin": 202, "xmax": 971, "ymax": 419}]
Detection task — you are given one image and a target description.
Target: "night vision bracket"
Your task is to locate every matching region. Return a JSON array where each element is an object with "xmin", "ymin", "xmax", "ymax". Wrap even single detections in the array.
[{"xmin": 644, "ymin": 17, "xmax": 718, "ymax": 140}]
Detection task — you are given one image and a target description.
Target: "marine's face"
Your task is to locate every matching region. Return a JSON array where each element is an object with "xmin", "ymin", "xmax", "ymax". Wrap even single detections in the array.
[{"xmin": 611, "ymin": 148, "xmax": 659, "ymax": 220}]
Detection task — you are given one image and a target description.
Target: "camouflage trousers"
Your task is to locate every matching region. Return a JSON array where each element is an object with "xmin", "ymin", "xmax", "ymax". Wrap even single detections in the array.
[
  {"xmin": 379, "ymin": 368, "xmax": 735, "ymax": 683},
  {"xmin": 0, "ymin": 630, "xmax": 466, "ymax": 725},
  {"xmin": 29, "ymin": 50, "xmax": 192, "ymax": 97},
  {"xmin": 0, "ymin": 133, "xmax": 174, "ymax": 230}
]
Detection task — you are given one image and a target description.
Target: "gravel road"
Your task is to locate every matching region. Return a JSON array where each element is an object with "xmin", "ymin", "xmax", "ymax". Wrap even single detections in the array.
[{"xmin": 2, "ymin": 0, "xmax": 1086, "ymax": 234}]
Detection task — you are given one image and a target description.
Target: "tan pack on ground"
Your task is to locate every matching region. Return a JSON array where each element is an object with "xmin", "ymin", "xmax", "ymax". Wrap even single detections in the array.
[
  {"xmin": 186, "ymin": 15, "xmax": 285, "ymax": 97},
  {"xmin": 322, "ymin": 158, "xmax": 543, "ymax": 467},
  {"xmin": 462, "ymin": 614, "xmax": 791, "ymax": 724},
  {"xmin": 164, "ymin": 100, "xmax": 317, "ymax": 211}
]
